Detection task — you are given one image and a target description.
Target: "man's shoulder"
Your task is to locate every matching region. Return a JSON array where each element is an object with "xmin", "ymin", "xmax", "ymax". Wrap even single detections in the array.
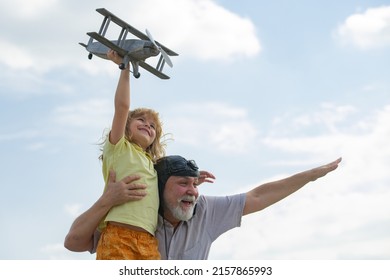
[
  {"xmin": 192, "ymin": 194, "xmax": 245, "ymax": 235},
  {"xmin": 200, "ymin": 193, "xmax": 245, "ymax": 201},
  {"xmin": 197, "ymin": 193, "xmax": 246, "ymax": 210}
]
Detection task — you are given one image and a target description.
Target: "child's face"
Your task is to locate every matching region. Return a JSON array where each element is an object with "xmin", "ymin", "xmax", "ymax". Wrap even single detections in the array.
[{"xmin": 129, "ymin": 114, "xmax": 157, "ymax": 150}]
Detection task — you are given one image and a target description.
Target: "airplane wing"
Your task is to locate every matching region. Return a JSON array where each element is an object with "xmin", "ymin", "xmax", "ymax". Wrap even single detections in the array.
[
  {"xmin": 139, "ymin": 61, "xmax": 170, "ymax": 80},
  {"xmin": 87, "ymin": 32, "xmax": 128, "ymax": 57},
  {"xmin": 87, "ymin": 31, "xmax": 169, "ymax": 79},
  {"xmin": 96, "ymin": 8, "xmax": 179, "ymax": 57}
]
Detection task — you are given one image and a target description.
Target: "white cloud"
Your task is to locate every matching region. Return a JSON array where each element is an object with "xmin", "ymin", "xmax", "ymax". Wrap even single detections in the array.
[
  {"xmin": 336, "ymin": 6, "xmax": 390, "ymax": 50},
  {"xmin": 164, "ymin": 102, "xmax": 258, "ymax": 155},
  {"xmin": 211, "ymin": 121, "xmax": 258, "ymax": 153},
  {"xmin": 210, "ymin": 103, "xmax": 390, "ymax": 259},
  {"xmin": 263, "ymin": 103, "xmax": 358, "ymax": 161},
  {"xmin": 145, "ymin": 0, "xmax": 261, "ymax": 61},
  {"xmin": 0, "ymin": 0, "xmax": 59, "ymax": 20},
  {"xmin": 0, "ymin": 40, "xmax": 34, "ymax": 70},
  {"xmin": 0, "ymin": 0, "xmax": 261, "ymax": 74},
  {"xmin": 263, "ymin": 104, "xmax": 390, "ymax": 189}
]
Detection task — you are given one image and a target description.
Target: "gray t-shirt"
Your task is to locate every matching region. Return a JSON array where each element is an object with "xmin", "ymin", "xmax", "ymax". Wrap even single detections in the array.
[{"xmin": 156, "ymin": 193, "xmax": 246, "ymax": 260}]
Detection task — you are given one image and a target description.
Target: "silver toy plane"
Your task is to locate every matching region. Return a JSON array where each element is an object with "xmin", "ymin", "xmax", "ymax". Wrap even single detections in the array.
[{"xmin": 79, "ymin": 8, "xmax": 178, "ymax": 79}]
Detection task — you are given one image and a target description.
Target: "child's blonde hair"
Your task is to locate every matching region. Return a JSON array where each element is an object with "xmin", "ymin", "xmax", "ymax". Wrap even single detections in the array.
[
  {"xmin": 126, "ymin": 108, "xmax": 166, "ymax": 161},
  {"xmin": 99, "ymin": 107, "xmax": 166, "ymax": 162}
]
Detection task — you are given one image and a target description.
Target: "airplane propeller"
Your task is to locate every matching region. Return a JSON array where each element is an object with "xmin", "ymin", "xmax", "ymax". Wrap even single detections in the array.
[{"xmin": 145, "ymin": 29, "xmax": 173, "ymax": 68}]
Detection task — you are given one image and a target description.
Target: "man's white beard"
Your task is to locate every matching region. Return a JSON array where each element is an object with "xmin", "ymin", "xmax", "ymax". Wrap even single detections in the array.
[{"xmin": 167, "ymin": 195, "xmax": 197, "ymax": 221}]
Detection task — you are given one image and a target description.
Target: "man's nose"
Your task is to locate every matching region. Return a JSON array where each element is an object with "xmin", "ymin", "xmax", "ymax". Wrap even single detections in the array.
[{"xmin": 186, "ymin": 185, "xmax": 198, "ymax": 195}]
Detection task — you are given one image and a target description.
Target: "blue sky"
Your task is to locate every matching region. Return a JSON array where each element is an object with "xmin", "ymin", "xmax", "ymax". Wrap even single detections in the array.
[{"xmin": 0, "ymin": 0, "xmax": 389, "ymax": 260}]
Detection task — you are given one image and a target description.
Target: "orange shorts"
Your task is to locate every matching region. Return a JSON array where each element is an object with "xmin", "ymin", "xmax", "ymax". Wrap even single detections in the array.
[{"xmin": 96, "ymin": 223, "xmax": 160, "ymax": 260}]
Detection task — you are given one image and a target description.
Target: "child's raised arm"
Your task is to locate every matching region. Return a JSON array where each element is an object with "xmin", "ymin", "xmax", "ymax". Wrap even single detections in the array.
[{"xmin": 107, "ymin": 50, "xmax": 131, "ymax": 145}]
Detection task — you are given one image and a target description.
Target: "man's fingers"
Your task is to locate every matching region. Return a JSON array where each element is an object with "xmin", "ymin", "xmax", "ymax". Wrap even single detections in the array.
[
  {"xmin": 334, "ymin": 157, "xmax": 342, "ymax": 166},
  {"xmin": 127, "ymin": 183, "xmax": 147, "ymax": 190},
  {"xmin": 198, "ymin": 176, "xmax": 215, "ymax": 183},
  {"xmin": 108, "ymin": 170, "xmax": 116, "ymax": 183},
  {"xmin": 199, "ymin": 170, "xmax": 216, "ymax": 179},
  {"xmin": 326, "ymin": 157, "xmax": 342, "ymax": 171},
  {"xmin": 121, "ymin": 174, "xmax": 141, "ymax": 184},
  {"xmin": 203, "ymin": 179, "xmax": 215, "ymax": 183},
  {"xmin": 126, "ymin": 189, "xmax": 147, "ymax": 201},
  {"xmin": 330, "ymin": 157, "xmax": 342, "ymax": 166},
  {"xmin": 126, "ymin": 195, "xmax": 145, "ymax": 201},
  {"xmin": 312, "ymin": 157, "xmax": 342, "ymax": 181},
  {"xmin": 128, "ymin": 189, "xmax": 147, "ymax": 196}
]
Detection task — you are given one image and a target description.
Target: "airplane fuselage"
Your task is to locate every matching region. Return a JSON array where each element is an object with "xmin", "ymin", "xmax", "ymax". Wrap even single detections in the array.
[{"xmin": 86, "ymin": 39, "xmax": 159, "ymax": 61}]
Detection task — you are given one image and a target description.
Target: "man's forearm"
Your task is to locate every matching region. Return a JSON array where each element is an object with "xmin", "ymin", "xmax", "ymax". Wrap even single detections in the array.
[
  {"xmin": 248, "ymin": 170, "xmax": 311, "ymax": 212},
  {"xmin": 64, "ymin": 196, "xmax": 111, "ymax": 252},
  {"xmin": 64, "ymin": 170, "xmax": 147, "ymax": 252}
]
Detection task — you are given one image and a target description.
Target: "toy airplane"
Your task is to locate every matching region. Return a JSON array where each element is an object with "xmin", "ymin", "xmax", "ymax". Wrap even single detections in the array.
[{"xmin": 79, "ymin": 8, "xmax": 178, "ymax": 79}]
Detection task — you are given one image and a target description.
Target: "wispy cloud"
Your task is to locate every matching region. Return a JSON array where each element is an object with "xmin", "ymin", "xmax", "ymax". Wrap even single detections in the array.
[
  {"xmin": 0, "ymin": 40, "xmax": 34, "ymax": 70},
  {"xmin": 0, "ymin": 0, "xmax": 59, "ymax": 20},
  {"xmin": 51, "ymin": 98, "xmax": 112, "ymax": 129},
  {"xmin": 164, "ymin": 102, "xmax": 259, "ymax": 155},
  {"xmin": 0, "ymin": 130, "xmax": 39, "ymax": 142},
  {"xmin": 64, "ymin": 203, "xmax": 83, "ymax": 218}
]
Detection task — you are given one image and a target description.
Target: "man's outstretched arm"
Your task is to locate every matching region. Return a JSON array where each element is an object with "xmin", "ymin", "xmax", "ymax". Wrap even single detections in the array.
[{"xmin": 243, "ymin": 157, "xmax": 342, "ymax": 215}]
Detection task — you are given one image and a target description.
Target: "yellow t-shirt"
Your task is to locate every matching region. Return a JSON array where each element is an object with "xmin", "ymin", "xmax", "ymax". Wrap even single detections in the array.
[{"xmin": 101, "ymin": 136, "xmax": 159, "ymax": 235}]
